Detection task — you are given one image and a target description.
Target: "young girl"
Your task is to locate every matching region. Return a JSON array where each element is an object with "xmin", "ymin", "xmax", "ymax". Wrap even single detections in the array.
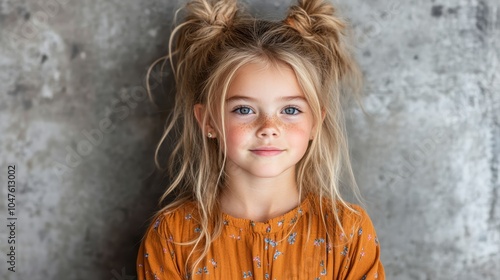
[{"xmin": 137, "ymin": 0, "xmax": 385, "ymax": 279}]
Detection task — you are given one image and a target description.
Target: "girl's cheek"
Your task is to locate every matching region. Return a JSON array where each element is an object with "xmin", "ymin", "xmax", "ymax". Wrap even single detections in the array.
[
  {"xmin": 283, "ymin": 122, "xmax": 311, "ymax": 136},
  {"xmin": 226, "ymin": 118, "xmax": 255, "ymax": 132},
  {"xmin": 224, "ymin": 123, "xmax": 249, "ymax": 144}
]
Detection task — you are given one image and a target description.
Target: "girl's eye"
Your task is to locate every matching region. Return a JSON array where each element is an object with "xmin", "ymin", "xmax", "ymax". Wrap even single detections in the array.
[
  {"xmin": 233, "ymin": 106, "xmax": 254, "ymax": 115},
  {"xmin": 282, "ymin": 106, "xmax": 301, "ymax": 115}
]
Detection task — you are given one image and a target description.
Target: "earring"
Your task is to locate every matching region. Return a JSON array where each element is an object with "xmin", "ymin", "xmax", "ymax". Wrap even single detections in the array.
[{"xmin": 207, "ymin": 132, "xmax": 213, "ymax": 138}]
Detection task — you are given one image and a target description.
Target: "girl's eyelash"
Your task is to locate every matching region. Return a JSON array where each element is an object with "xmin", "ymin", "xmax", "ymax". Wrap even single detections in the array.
[
  {"xmin": 283, "ymin": 106, "xmax": 302, "ymax": 114},
  {"xmin": 232, "ymin": 106, "xmax": 254, "ymax": 114},
  {"xmin": 231, "ymin": 106, "xmax": 302, "ymax": 115}
]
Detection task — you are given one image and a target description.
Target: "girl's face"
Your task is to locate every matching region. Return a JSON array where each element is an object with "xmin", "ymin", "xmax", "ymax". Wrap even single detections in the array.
[{"xmin": 222, "ymin": 61, "xmax": 316, "ymax": 179}]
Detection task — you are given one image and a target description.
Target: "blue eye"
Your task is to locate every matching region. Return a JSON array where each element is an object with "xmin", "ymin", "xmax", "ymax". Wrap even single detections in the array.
[
  {"xmin": 282, "ymin": 107, "xmax": 301, "ymax": 115},
  {"xmin": 233, "ymin": 106, "xmax": 254, "ymax": 115}
]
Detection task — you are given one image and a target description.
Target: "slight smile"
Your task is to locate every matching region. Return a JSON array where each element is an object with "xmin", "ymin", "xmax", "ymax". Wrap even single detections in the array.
[{"xmin": 249, "ymin": 147, "xmax": 284, "ymax": 156}]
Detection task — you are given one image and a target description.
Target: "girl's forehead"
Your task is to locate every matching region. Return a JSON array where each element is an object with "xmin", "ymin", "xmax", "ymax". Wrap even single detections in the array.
[{"xmin": 225, "ymin": 61, "xmax": 306, "ymax": 101}]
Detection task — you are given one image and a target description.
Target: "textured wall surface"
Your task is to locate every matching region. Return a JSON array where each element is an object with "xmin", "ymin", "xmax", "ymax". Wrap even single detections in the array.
[{"xmin": 0, "ymin": 0, "xmax": 498, "ymax": 279}]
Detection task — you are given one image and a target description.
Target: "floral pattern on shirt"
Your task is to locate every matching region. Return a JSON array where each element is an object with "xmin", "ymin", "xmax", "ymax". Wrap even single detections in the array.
[{"xmin": 137, "ymin": 196, "xmax": 385, "ymax": 279}]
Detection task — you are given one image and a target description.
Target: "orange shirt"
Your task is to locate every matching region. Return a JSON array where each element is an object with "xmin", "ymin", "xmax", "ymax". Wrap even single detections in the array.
[{"xmin": 137, "ymin": 195, "xmax": 385, "ymax": 279}]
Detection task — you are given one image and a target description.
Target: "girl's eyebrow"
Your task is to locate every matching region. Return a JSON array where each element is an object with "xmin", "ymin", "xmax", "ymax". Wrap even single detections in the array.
[
  {"xmin": 225, "ymin": 95, "xmax": 249, "ymax": 102},
  {"xmin": 225, "ymin": 95, "xmax": 307, "ymax": 102}
]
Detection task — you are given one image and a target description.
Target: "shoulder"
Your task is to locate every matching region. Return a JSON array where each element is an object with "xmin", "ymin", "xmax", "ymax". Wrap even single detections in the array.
[
  {"xmin": 137, "ymin": 201, "xmax": 200, "ymax": 279},
  {"xmin": 144, "ymin": 200, "xmax": 200, "ymax": 241},
  {"xmin": 337, "ymin": 202, "xmax": 378, "ymax": 240},
  {"xmin": 307, "ymin": 195, "xmax": 378, "ymax": 236},
  {"xmin": 340, "ymin": 203, "xmax": 380, "ymax": 246},
  {"xmin": 338, "ymin": 204, "xmax": 384, "ymax": 278},
  {"xmin": 308, "ymin": 197, "xmax": 385, "ymax": 278},
  {"xmin": 340, "ymin": 203, "xmax": 374, "ymax": 229}
]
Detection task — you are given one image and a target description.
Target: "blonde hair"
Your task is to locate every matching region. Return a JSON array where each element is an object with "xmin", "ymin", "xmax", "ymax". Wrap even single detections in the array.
[{"xmin": 146, "ymin": 0, "xmax": 364, "ymax": 275}]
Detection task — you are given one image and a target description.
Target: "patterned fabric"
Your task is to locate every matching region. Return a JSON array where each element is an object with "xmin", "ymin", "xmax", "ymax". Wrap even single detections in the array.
[{"xmin": 137, "ymin": 195, "xmax": 385, "ymax": 279}]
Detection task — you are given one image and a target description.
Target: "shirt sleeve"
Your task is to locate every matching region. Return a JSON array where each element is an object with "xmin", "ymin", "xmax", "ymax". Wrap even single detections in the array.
[
  {"xmin": 342, "ymin": 205, "xmax": 385, "ymax": 280},
  {"xmin": 136, "ymin": 215, "xmax": 183, "ymax": 280}
]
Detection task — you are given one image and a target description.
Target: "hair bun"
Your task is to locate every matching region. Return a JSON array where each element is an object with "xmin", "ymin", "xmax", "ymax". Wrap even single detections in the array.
[
  {"xmin": 186, "ymin": 0, "xmax": 237, "ymax": 30},
  {"xmin": 172, "ymin": 0, "xmax": 239, "ymax": 90},
  {"xmin": 176, "ymin": 0, "xmax": 238, "ymax": 57},
  {"xmin": 285, "ymin": 0, "xmax": 344, "ymax": 40},
  {"xmin": 284, "ymin": 0, "xmax": 360, "ymax": 89}
]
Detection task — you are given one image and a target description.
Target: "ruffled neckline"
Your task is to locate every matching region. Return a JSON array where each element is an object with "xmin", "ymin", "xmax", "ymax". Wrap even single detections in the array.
[{"xmin": 221, "ymin": 196, "xmax": 310, "ymax": 234}]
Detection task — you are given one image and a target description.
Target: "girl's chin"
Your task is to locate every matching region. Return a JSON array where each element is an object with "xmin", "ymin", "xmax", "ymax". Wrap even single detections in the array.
[{"xmin": 225, "ymin": 166, "xmax": 294, "ymax": 179}]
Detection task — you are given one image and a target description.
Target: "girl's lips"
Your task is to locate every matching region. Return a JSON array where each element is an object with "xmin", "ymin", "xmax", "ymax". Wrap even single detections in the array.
[{"xmin": 249, "ymin": 148, "xmax": 284, "ymax": 156}]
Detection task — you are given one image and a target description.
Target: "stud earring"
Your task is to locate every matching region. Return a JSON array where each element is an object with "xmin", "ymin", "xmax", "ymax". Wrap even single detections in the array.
[{"xmin": 207, "ymin": 132, "xmax": 213, "ymax": 138}]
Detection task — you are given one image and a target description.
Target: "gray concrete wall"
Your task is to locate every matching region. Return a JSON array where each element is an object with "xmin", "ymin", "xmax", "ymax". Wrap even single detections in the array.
[{"xmin": 0, "ymin": 0, "xmax": 498, "ymax": 279}]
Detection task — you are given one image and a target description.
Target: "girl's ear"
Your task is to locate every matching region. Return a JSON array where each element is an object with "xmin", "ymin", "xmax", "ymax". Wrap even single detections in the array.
[{"xmin": 194, "ymin": 103, "xmax": 217, "ymax": 138}]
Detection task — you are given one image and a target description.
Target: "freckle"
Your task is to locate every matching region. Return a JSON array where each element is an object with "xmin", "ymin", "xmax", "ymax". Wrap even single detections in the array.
[
  {"xmin": 241, "ymin": 123, "xmax": 253, "ymax": 131},
  {"xmin": 258, "ymin": 115, "xmax": 271, "ymax": 127}
]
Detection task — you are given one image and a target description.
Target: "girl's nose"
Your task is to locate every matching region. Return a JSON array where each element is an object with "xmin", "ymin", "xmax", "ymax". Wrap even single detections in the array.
[{"xmin": 257, "ymin": 117, "xmax": 280, "ymax": 138}]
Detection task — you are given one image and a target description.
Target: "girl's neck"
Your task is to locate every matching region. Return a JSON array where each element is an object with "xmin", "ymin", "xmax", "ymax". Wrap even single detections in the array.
[{"xmin": 220, "ymin": 170, "xmax": 301, "ymax": 223}]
